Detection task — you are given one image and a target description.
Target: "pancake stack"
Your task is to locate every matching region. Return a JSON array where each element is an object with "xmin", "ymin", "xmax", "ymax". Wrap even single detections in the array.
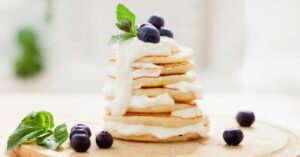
[{"xmin": 102, "ymin": 37, "xmax": 209, "ymax": 142}]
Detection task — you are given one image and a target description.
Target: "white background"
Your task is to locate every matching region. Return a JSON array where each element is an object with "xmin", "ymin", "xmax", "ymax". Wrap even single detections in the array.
[{"xmin": 0, "ymin": 0, "xmax": 299, "ymax": 97}]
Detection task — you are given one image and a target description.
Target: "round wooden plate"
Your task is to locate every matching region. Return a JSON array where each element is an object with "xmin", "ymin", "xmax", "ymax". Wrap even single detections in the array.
[{"xmin": 14, "ymin": 115, "xmax": 300, "ymax": 157}]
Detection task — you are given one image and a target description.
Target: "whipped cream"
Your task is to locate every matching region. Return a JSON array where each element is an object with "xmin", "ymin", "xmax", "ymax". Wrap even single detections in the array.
[
  {"xmin": 103, "ymin": 122, "xmax": 208, "ymax": 139},
  {"xmin": 107, "ymin": 66, "xmax": 162, "ymax": 79},
  {"xmin": 171, "ymin": 108, "xmax": 203, "ymax": 118},
  {"xmin": 102, "ymin": 83, "xmax": 115, "ymax": 100},
  {"xmin": 132, "ymin": 62, "xmax": 162, "ymax": 69},
  {"xmin": 131, "ymin": 69, "xmax": 161, "ymax": 78},
  {"xmin": 174, "ymin": 47, "xmax": 193, "ymax": 58},
  {"xmin": 165, "ymin": 81, "xmax": 203, "ymax": 99},
  {"xmin": 103, "ymin": 92, "xmax": 175, "ymax": 108},
  {"xmin": 130, "ymin": 93, "xmax": 175, "ymax": 108},
  {"xmin": 110, "ymin": 37, "xmax": 179, "ymax": 115}
]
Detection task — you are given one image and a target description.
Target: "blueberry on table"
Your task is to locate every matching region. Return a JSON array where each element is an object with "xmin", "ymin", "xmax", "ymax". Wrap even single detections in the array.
[
  {"xmin": 69, "ymin": 128, "xmax": 88, "ymax": 140},
  {"xmin": 138, "ymin": 25, "xmax": 160, "ymax": 43},
  {"xmin": 159, "ymin": 28, "xmax": 173, "ymax": 38},
  {"xmin": 148, "ymin": 15, "xmax": 165, "ymax": 29},
  {"xmin": 223, "ymin": 128, "xmax": 244, "ymax": 146},
  {"xmin": 71, "ymin": 134, "xmax": 91, "ymax": 152},
  {"xmin": 96, "ymin": 131, "xmax": 113, "ymax": 149},
  {"xmin": 71, "ymin": 124, "xmax": 92, "ymax": 137},
  {"xmin": 236, "ymin": 111, "xmax": 255, "ymax": 127}
]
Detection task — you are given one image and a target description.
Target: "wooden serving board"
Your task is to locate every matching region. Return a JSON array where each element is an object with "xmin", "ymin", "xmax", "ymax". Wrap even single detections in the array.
[{"xmin": 14, "ymin": 115, "xmax": 300, "ymax": 157}]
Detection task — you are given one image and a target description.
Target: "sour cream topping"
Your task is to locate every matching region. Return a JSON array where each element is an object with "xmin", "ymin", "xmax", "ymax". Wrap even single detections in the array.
[
  {"xmin": 132, "ymin": 62, "xmax": 162, "ymax": 69},
  {"xmin": 107, "ymin": 66, "xmax": 162, "ymax": 79},
  {"xmin": 173, "ymin": 47, "xmax": 193, "ymax": 58},
  {"xmin": 110, "ymin": 37, "xmax": 179, "ymax": 115},
  {"xmin": 102, "ymin": 83, "xmax": 115, "ymax": 100},
  {"xmin": 165, "ymin": 81, "xmax": 203, "ymax": 99},
  {"xmin": 130, "ymin": 93, "xmax": 175, "ymax": 108},
  {"xmin": 103, "ymin": 121, "xmax": 208, "ymax": 139},
  {"xmin": 171, "ymin": 107, "xmax": 203, "ymax": 118}
]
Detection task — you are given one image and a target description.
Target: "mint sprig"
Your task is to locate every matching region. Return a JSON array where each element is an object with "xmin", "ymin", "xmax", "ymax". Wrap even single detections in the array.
[
  {"xmin": 7, "ymin": 111, "xmax": 68, "ymax": 151},
  {"xmin": 109, "ymin": 33, "xmax": 136, "ymax": 45},
  {"xmin": 109, "ymin": 3, "xmax": 138, "ymax": 44},
  {"xmin": 36, "ymin": 124, "xmax": 68, "ymax": 150}
]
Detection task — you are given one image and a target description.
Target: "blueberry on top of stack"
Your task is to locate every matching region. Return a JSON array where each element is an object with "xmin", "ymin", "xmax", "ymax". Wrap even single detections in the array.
[
  {"xmin": 109, "ymin": 4, "xmax": 174, "ymax": 45},
  {"xmin": 138, "ymin": 15, "xmax": 173, "ymax": 43}
]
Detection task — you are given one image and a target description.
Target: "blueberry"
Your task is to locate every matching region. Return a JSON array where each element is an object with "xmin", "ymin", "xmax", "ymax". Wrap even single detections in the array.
[
  {"xmin": 223, "ymin": 128, "xmax": 244, "ymax": 146},
  {"xmin": 69, "ymin": 128, "xmax": 88, "ymax": 140},
  {"xmin": 71, "ymin": 124, "xmax": 91, "ymax": 137},
  {"xmin": 71, "ymin": 134, "xmax": 91, "ymax": 152},
  {"xmin": 138, "ymin": 25, "xmax": 160, "ymax": 43},
  {"xmin": 236, "ymin": 111, "xmax": 255, "ymax": 127},
  {"xmin": 139, "ymin": 23, "xmax": 153, "ymax": 30},
  {"xmin": 96, "ymin": 131, "xmax": 113, "ymax": 149},
  {"xmin": 159, "ymin": 28, "xmax": 173, "ymax": 38},
  {"xmin": 148, "ymin": 15, "xmax": 164, "ymax": 29}
]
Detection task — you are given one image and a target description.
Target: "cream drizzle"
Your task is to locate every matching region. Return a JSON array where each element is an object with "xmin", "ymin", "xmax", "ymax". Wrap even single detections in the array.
[
  {"xmin": 110, "ymin": 37, "xmax": 179, "ymax": 115},
  {"xmin": 132, "ymin": 62, "xmax": 162, "ymax": 69},
  {"xmin": 165, "ymin": 81, "xmax": 203, "ymax": 99},
  {"xmin": 107, "ymin": 66, "xmax": 162, "ymax": 79},
  {"xmin": 130, "ymin": 93, "xmax": 175, "ymax": 108},
  {"xmin": 103, "ymin": 121, "xmax": 208, "ymax": 139},
  {"xmin": 171, "ymin": 108, "xmax": 203, "ymax": 118}
]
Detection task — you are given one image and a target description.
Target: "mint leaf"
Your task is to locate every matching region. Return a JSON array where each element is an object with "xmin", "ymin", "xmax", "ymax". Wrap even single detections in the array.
[
  {"xmin": 36, "ymin": 124, "xmax": 68, "ymax": 150},
  {"xmin": 7, "ymin": 111, "xmax": 68, "ymax": 151},
  {"xmin": 109, "ymin": 33, "xmax": 136, "ymax": 44},
  {"xmin": 7, "ymin": 125, "xmax": 45, "ymax": 150},
  {"xmin": 21, "ymin": 111, "xmax": 54, "ymax": 130},
  {"xmin": 109, "ymin": 4, "xmax": 138, "ymax": 44},
  {"xmin": 116, "ymin": 22, "xmax": 131, "ymax": 33},
  {"xmin": 116, "ymin": 4, "xmax": 137, "ymax": 34},
  {"xmin": 53, "ymin": 124, "xmax": 68, "ymax": 147}
]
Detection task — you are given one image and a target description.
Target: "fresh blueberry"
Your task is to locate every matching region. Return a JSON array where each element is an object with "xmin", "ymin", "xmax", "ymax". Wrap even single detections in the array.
[
  {"xmin": 70, "ymin": 134, "xmax": 91, "ymax": 152},
  {"xmin": 159, "ymin": 28, "xmax": 173, "ymax": 38},
  {"xmin": 148, "ymin": 15, "xmax": 164, "ymax": 29},
  {"xmin": 96, "ymin": 131, "xmax": 113, "ymax": 149},
  {"xmin": 236, "ymin": 111, "xmax": 255, "ymax": 127},
  {"xmin": 71, "ymin": 124, "xmax": 92, "ymax": 137},
  {"xmin": 69, "ymin": 128, "xmax": 88, "ymax": 140},
  {"xmin": 138, "ymin": 25, "xmax": 160, "ymax": 43},
  {"xmin": 223, "ymin": 128, "xmax": 244, "ymax": 146},
  {"xmin": 139, "ymin": 23, "xmax": 153, "ymax": 30}
]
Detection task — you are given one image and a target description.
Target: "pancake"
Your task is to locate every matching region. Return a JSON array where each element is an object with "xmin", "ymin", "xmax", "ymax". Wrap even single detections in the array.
[
  {"xmin": 104, "ymin": 36, "xmax": 208, "ymax": 143},
  {"xmin": 110, "ymin": 47, "xmax": 192, "ymax": 64},
  {"xmin": 105, "ymin": 87, "xmax": 197, "ymax": 102},
  {"xmin": 110, "ymin": 129, "xmax": 208, "ymax": 142},
  {"xmin": 109, "ymin": 73, "xmax": 196, "ymax": 88},
  {"xmin": 132, "ymin": 73, "xmax": 196, "ymax": 88},
  {"xmin": 104, "ymin": 113, "xmax": 209, "ymax": 127},
  {"xmin": 103, "ymin": 87, "xmax": 196, "ymax": 102},
  {"xmin": 159, "ymin": 61, "xmax": 193, "ymax": 75},
  {"xmin": 106, "ymin": 102, "xmax": 196, "ymax": 113},
  {"xmin": 108, "ymin": 61, "xmax": 194, "ymax": 76},
  {"xmin": 133, "ymin": 88, "xmax": 197, "ymax": 102}
]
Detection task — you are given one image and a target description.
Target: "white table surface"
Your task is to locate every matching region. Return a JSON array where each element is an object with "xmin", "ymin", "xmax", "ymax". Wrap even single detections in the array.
[{"xmin": 1, "ymin": 92, "xmax": 300, "ymax": 156}]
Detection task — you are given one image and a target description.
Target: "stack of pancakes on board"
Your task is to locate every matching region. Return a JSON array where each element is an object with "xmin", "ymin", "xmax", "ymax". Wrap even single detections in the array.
[{"xmin": 102, "ymin": 43, "xmax": 209, "ymax": 142}]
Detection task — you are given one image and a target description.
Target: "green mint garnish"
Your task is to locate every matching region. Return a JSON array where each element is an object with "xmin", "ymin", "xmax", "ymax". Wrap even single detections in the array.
[
  {"xmin": 36, "ymin": 123, "xmax": 68, "ymax": 150},
  {"xmin": 7, "ymin": 111, "xmax": 68, "ymax": 151},
  {"xmin": 109, "ymin": 33, "xmax": 136, "ymax": 45},
  {"xmin": 109, "ymin": 3, "xmax": 138, "ymax": 44}
]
